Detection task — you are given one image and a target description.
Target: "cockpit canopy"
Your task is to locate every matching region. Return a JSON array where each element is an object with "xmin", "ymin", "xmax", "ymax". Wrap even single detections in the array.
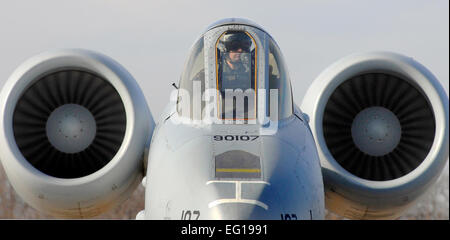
[{"xmin": 178, "ymin": 18, "xmax": 293, "ymax": 122}]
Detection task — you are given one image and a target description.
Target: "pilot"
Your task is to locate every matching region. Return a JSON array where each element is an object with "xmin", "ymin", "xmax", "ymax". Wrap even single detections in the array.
[
  {"xmin": 218, "ymin": 32, "xmax": 255, "ymax": 119},
  {"xmin": 219, "ymin": 32, "xmax": 253, "ymax": 92}
]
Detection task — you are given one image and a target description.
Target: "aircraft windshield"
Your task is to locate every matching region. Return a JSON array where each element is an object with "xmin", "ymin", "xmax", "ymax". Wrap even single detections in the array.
[
  {"xmin": 177, "ymin": 37, "xmax": 205, "ymax": 120},
  {"xmin": 268, "ymin": 38, "xmax": 293, "ymax": 120},
  {"xmin": 177, "ymin": 29, "xmax": 292, "ymax": 123}
]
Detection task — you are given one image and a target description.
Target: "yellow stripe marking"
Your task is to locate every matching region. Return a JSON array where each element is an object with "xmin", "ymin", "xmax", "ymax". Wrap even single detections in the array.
[{"xmin": 216, "ymin": 168, "xmax": 261, "ymax": 173}]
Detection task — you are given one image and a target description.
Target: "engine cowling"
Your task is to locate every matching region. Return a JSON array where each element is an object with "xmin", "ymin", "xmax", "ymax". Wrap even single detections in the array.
[
  {"xmin": 0, "ymin": 49, "xmax": 154, "ymax": 218},
  {"xmin": 301, "ymin": 52, "xmax": 448, "ymax": 219}
]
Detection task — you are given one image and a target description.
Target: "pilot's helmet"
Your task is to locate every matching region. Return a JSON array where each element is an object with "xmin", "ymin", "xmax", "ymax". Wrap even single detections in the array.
[{"xmin": 219, "ymin": 31, "xmax": 252, "ymax": 53}]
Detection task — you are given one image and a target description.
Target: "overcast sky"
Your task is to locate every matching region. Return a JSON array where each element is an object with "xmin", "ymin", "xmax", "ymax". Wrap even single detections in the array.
[{"xmin": 0, "ymin": 0, "xmax": 448, "ymax": 118}]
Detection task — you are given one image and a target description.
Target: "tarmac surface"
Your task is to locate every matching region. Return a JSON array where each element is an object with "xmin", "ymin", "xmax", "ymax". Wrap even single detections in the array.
[{"xmin": 0, "ymin": 163, "xmax": 448, "ymax": 220}]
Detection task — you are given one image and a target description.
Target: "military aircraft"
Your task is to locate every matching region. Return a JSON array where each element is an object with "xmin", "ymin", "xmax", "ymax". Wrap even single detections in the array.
[{"xmin": 0, "ymin": 18, "xmax": 448, "ymax": 220}]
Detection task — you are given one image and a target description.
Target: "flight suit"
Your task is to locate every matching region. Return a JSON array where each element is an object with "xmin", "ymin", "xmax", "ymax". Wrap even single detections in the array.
[
  {"xmin": 220, "ymin": 61, "xmax": 251, "ymax": 91},
  {"xmin": 220, "ymin": 59, "xmax": 253, "ymax": 119}
]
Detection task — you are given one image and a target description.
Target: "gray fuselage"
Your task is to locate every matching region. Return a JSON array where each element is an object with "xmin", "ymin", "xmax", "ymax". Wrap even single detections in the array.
[{"xmin": 144, "ymin": 103, "xmax": 325, "ymax": 220}]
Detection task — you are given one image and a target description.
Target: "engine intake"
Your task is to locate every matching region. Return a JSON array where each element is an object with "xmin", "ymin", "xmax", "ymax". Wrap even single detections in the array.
[
  {"xmin": 323, "ymin": 72, "xmax": 435, "ymax": 181},
  {"xmin": 13, "ymin": 70, "xmax": 127, "ymax": 178},
  {"xmin": 0, "ymin": 49, "xmax": 154, "ymax": 218},
  {"xmin": 301, "ymin": 52, "xmax": 448, "ymax": 219}
]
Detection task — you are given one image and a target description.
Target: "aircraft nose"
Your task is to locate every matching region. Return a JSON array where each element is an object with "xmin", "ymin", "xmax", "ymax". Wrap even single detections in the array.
[
  {"xmin": 206, "ymin": 180, "xmax": 275, "ymax": 220},
  {"xmin": 209, "ymin": 203, "xmax": 271, "ymax": 220}
]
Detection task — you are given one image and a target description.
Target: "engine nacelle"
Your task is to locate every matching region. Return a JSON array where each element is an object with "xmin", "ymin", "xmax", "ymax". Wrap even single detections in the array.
[
  {"xmin": 301, "ymin": 52, "xmax": 448, "ymax": 219},
  {"xmin": 0, "ymin": 49, "xmax": 154, "ymax": 218}
]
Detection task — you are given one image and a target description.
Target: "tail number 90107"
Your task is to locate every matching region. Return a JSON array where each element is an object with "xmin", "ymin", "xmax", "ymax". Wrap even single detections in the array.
[{"xmin": 213, "ymin": 135, "xmax": 259, "ymax": 141}]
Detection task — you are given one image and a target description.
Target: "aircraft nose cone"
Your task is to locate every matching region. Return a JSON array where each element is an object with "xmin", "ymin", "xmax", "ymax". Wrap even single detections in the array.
[
  {"xmin": 206, "ymin": 180, "xmax": 274, "ymax": 220},
  {"xmin": 209, "ymin": 203, "xmax": 270, "ymax": 220}
]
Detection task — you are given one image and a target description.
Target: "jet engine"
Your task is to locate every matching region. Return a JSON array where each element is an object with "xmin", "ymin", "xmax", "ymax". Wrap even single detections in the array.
[
  {"xmin": 301, "ymin": 52, "xmax": 448, "ymax": 219},
  {"xmin": 0, "ymin": 49, "xmax": 154, "ymax": 218}
]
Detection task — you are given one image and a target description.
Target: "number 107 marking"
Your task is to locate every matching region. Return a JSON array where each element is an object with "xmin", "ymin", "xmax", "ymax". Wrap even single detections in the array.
[{"xmin": 181, "ymin": 210, "xmax": 200, "ymax": 220}]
